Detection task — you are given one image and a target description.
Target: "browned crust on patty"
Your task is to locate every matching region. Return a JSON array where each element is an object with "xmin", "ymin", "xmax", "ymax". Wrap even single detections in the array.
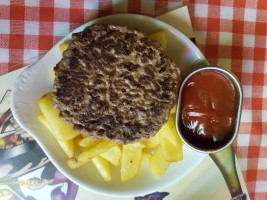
[{"xmin": 53, "ymin": 24, "xmax": 180, "ymax": 144}]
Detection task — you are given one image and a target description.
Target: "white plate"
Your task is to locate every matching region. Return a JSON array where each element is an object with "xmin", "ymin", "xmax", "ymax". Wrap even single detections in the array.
[{"xmin": 11, "ymin": 14, "xmax": 208, "ymax": 197}]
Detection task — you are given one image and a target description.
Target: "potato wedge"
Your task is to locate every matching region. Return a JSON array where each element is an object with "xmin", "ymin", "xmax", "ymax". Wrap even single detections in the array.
[
  {"xmin": 78, "ymin": 137, "xmax": 101, "ymax": 148},
  {"xmin": 92, "ymin": 156, "xmax": 111, "ymax": 181},
  {"xmin": 38, "ymin": 113, "xmax": 74, "ymax": 158},
  {"xmin": 38, "ymin": 92, "xmax": 79, "ymax": 140},
  {"xmin": 170, "ymin": 104, "xmax": 177, "ymax": 114},
  {"xmin": 73, "ymin": 135, "xmax": 87, "ymax": 152},
  {"xmin": 67, "ymin": 158, "xmax": 86, "ymax": 169},
  {"xmin": 101, "ymin": 145, "xmax": 122, "ymax": 166},
  {"xmin": 159, "ymin": 114, "xmax": 183, "ymax": 146},
  {"xmin": 147, "ymin": 31, "xmax": 167, "ymax": 49},
  {"xmin": 141, "ymin": 149, "xmax": 152, "ymax": 163},
  {"xmin": 121, "ymin": 143, "xmax": 143, "ymax": 181},
  {"xmin": 59, "ymin": 40, "xmax": 70, "ymax": 55},
  {"xmin": 37, "ymin": 113, "xmax": 53, "ymax": 132},
  {"xmin": 68, "ymin": 140, "xmax": 117, "ymax": 169},
  {"xmin": 160, "ymin": 135, "xmax": 183, "ymax": 162},
  {"xmin": 158, "ymin": 114, "xmax": 183, "ymax": 162},
  {"xmin": 52, "ymin": 69, "xmax": 55, "ymax": 79},
  {"xmin": 143, "ymin": 133, "xmax": 159, "ymax": 149},
  {"xmin": 57, "ymin": 140, "xmax": 74, "ymax": 158},
  {"xmin": 149, "ymin": 144, "xmax": 170, "ymax": 178}
]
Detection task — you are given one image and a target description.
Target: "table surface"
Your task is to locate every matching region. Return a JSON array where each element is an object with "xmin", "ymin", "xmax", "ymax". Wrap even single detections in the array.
[{"xmin": 0, "ymin": 0, "xmax": 266, "ymax": 199}]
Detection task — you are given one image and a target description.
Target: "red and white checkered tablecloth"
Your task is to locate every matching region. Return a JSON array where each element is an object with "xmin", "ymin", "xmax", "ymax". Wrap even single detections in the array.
[{"xmin": 0, "ymin": 0, "xmax": 266, "ymax": 199}]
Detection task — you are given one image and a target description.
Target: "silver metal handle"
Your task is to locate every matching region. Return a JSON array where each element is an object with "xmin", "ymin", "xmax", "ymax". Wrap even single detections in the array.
[{"xmin": 209, "ymin": 145, "xmax": 247, "ymax": 200}]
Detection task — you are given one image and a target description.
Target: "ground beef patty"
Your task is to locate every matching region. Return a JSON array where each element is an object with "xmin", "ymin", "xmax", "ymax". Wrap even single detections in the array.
[{"xmin": 53, "ymin": 24, "xmax": 180, "ymax": 144}]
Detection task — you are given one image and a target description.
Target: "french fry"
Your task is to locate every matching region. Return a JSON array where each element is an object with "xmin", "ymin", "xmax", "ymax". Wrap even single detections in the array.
[
  {"xmin": 121, "ymin": 143, "xmax": 143, "ymax": 181},
  {"xmin": 92, "ymin": 156, "xmax": 111, "ymax": 181},
  {"xmin": 160, "ymin": 136, "xmax": 182, "ymax": 162},
  {"xmin": 158, "ymin": 114, "xmax": 183, "ymax": 162},
  {"xmin": 141, "ymin": 149, "xmax": 152, "ymax": 163},
  {"xmin": 73, "ymin": 135, "xmax": 87, "ymax": 152},
  {"xmin": 100, "ymin": 145, "xmax": 122, "ymax": 166},
  {"xmin": 37, "ymin": 113, "xmax": 53, "ymax": 132},
  {"xmin": 170, "ymin": 104, "xmax": 177, "ymax": 114},
  {"xmin": 59, "ymin": 40, "xmax": 70, "ymax": 55},
  {"xmin": 143, "ymin": 133, "xmax": 159, "ymax": 149},
  {"xmin": 57, "ymin": 140, "xmax": 75, "ymax": 158},
  {"xmin": 78, "ymin": 137, "xmax": 101, "ymax": 148},
  {"xmin": 81, "ymin": 133, "xmax": 88, "ymax": 138},
  {"xmin": 133, "ymin": 141, "xmax": 145, "ymax": 148},
  {"xmin": 160, "ymin": 114, "xmax": 182, "ymax": 146},
  {"xmin": 67, "ymin": 158, "xmax": 85, "ymax": 169},
  {"xmin": 147, "ymin": 31, "xmax": 167, "ymax": 49},
  {"xmin": 149, "ymin": 144, "xmax": 170, "ymax": 178},
  {"xmin": 38, "ymin": 92, "xmax": 79, "ymax": 140},
  {"xmin": 78, "ymin": 140, "xmax": 117, "ymax": 160},
  {"xmin": 38, "ymin": 113, "xmax": 74, "ymax": 158},
  {"xmin": 52, "ymin": 69, "xmax": 55, "ymax": 79},
  {"xmin": 67, "ymin": 141, "xmax": 117, "ymax": 169}
]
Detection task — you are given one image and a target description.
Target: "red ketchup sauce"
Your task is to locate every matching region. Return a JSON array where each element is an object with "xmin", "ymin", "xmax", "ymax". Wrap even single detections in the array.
[{"xmin": 179, "ymin": 69, "xmax": 238, "ymax": 150}]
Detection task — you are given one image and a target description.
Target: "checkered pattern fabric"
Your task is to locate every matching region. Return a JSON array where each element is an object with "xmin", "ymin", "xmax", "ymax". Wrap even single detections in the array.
[
  {"xmin": 189, "ymin": 1, "xmax": 267, "ymax": 199},
  {"xmin": 0, "ymin": 0, "xmax": 266, "ymax": 199}
]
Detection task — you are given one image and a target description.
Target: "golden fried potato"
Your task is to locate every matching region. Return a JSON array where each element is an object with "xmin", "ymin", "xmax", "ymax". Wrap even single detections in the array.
[
  {"xmin": 38, "ymin": 92, "xmax": 79, "ymax": 140},
  {"xmin": 59, "ymin": 40, "xmax": 70, "ymax": 55},
  {"xmin": 73, "ymin": 135, "xmax": 87, "ymax": 152},
  {"xmin": 67, "ymin": 158, "xmax": 85, "ymax": 169},
  {"xmin": 92, "ymin": 156, "xmax": 111, "ymax": 181},
  {"xmin": 158, "ymin": 114, "xmax": 183, "ymax": 162},
  {"xmin": 58, "ymin": 140, "xmax": 74, "ymax": 158},
  {"xmin": 121, "ymin": 143, "xmax": 143, "ymax": 181},
  {"xmin": 78, "ymin": 137, "xmax": 101, "ymax": 148},
  {"xmin": 149, "ymin": 144, "xmax": 170, "ymax": 178},
  {"xmin": 141, "ymin": 149, "xmax": 152, "ymax": 163},
  {"xmin": 67, "ymin": 141, "xmax": 117, "ymax": 169},
  {"xmin": 52, "ymin": 69, "xmax": 55, "ymax": 79},
  {"xmin": 160, "ymin": 135, "xmax": 182, "ymax": 162},
  {"xmin": 38, "ymin": 113, "xmax": 74, "ymax": 158},
  {"xmin": 37, "ymin": 113, "xmax": 52, "ymax": 132},
  {"xmin": 100, "ymin": 145, "xmax": 122, "ymax": 166},
  {"xmin": 170, "ymin": 104, "xmax": 177, "ymax": 114},
  {"xmin": 143, "ymin": 133, "xmax": 159, "ymax": 149},
  {"xmin": 147, "ymin": 31, "xmax": 167, "ymax": 49}
]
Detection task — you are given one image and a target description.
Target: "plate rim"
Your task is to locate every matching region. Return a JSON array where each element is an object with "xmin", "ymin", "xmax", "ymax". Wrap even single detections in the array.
[{"xmin": 11, "ymin": 13, "xmax": 207, "ymax": 197}]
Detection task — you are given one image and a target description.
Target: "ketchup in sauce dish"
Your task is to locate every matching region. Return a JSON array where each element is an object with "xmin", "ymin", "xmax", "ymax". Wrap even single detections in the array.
[{"xmin": 177, "ymin": 67, "xmax": 242, "ymax": 152}]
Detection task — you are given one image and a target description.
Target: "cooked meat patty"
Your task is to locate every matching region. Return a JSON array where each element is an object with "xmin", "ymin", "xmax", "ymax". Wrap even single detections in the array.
[{"xmin": 53, "ymin": 24, "xmax": 180, "ymax": 144}]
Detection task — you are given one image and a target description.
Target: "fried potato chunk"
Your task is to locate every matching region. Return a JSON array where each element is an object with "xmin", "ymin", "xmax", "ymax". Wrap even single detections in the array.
[
  {"xmin": 143, "ymin": 134, "xmax": 159, "ymax": 149},
  {"xmin": 101, "ymin": 145, "xmax": 122, "ymax": 166},
  {"xmin": 92, "ymin": 156, "xmax": 111, "ymax": 181},
  {"xmin": 38, "ymin": 92, "xmax": 79, "ymax": 140},
  {"xmin": 78, "ymin": 137, "xmax": 101, "ymax": 148},
  {"xmin": 38, "ymin": 113, "xmax": 74, "ymax": 158},
  {"xmin": 59, "ymin": 40, "xmax": 70, "ymax": 55},
  {"xmin": 147, "ymin": 31, "xmax": 167, "ymax": 49},
  {"xmin": 121, "ymin": 143, "xmax": 144, "ymax": 181},
  {"xmin": 68, "ymin": 141, "xmax": 117, "ymax": 169},
  {"xmin": 149, "ymin": 144, "xmax": 170, "ymax": 178},
  {"xmin": 158, "ymin": 114, "xmax": 183, "ymax": 162},
  {"xmin": 141, "ymin": 149, "xmax": 152, "ymax": 163}
]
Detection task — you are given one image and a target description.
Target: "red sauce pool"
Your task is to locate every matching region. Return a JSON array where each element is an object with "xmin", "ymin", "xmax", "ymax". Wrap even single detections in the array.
[{"xmin": 179, "ymin": 69, "xmax": 238, "ymax": 150}]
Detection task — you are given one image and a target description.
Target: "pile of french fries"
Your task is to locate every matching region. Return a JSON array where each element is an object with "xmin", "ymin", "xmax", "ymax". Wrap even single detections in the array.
[{"xmin": 37, "ymin": 31, "xmax": 183, "ymax": 182}]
